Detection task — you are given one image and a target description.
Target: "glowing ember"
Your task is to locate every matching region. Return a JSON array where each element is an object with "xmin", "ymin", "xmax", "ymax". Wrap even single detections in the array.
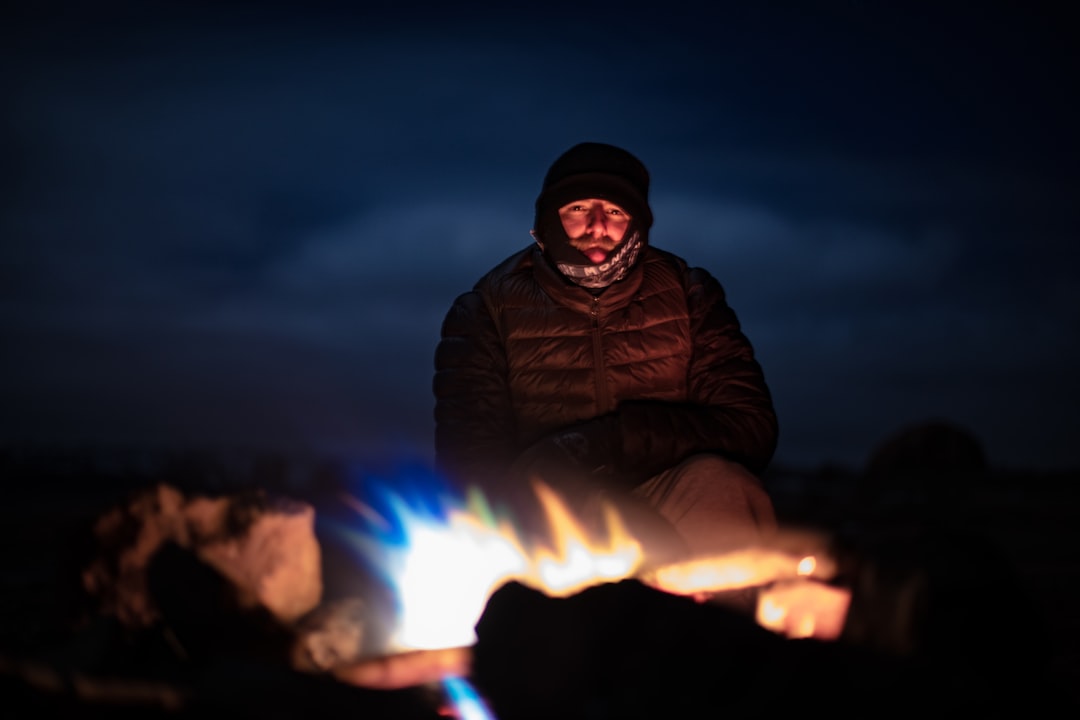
[
  {"xmin": 645, "ymin": 548, "xmax": 835, "ymax": 596},
  {"xmin": 756, "ymin": 579, "xmax": 851, "ymax": 640}
]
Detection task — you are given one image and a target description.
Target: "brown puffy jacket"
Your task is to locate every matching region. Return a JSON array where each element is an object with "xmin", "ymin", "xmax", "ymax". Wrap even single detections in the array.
[{"xmin": 434, "ymin": 244, "xmax": 778, "ymax": 489}]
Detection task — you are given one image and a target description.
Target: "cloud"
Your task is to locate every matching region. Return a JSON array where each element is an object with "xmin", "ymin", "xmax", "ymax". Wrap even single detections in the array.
[{"xmin": 2, "ymin": 3, "xmax": 1077, "ymax": 471}]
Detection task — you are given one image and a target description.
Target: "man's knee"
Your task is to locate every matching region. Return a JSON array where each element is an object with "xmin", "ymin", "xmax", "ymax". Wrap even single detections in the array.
[
  {"xmin": 674, "ymin": 453, "xmax": 770, "ymax": 498},
  {"xmin": 642, "ymin": 453, "xmax": 778, "ymax": 538},
  {"xmin": 676, "ymin": 453, "xmax": 761, "ymax": 484}
]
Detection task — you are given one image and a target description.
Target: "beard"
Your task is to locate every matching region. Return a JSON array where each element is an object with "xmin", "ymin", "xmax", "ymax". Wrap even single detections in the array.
[
  {"xmin": 568, "ymin": 233, "xmax": 620, "ymax": 259},
  {"xmin": 549, "ymin": 230, "xmax": 644, "ymax": 290}
]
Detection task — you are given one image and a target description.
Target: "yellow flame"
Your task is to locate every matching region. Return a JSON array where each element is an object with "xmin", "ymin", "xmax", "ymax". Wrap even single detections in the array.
[{"xmin": 525, "ymin": 482, "xmax": 643, "ymax": 597}]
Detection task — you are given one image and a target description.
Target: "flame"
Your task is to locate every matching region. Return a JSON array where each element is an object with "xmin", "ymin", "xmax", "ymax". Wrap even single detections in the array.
[
  {"xmin": 441, "ymin": 676, "xmax": 497, "ymax": 720},
  {"xmin": 343, "ymin": 475, "xmax": 643, "ymax": 653},
  {"xmin": 350, "ymin": 483, "xmax": 530, "ymax": 650},
  {"xmin": 341, "ymin": 468, "xmax": 849, "ymax": 667},
  {"xmin": 525, "ymin": 481, "xmax": 643, "ymax": 597}
]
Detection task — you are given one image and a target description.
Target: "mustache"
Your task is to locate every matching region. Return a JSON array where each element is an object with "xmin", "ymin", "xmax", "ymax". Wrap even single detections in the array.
[{"xmin": 569, "ymin": 234, "xmax": 618, "ymax": 248}]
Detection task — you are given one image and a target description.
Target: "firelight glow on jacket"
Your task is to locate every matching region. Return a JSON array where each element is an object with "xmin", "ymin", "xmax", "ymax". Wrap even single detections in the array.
[{"xmin": 433, "ymin": 243, "xmax": 778, "ymax": 492}]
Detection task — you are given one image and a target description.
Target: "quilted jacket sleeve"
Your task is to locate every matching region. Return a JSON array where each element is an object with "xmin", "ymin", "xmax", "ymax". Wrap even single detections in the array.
[
  {"xmin": 433, "ymin": 290, "xmax": 518, "ymax": 488},
  {"xmin": 615, "ymin": 266, "xmax": 778, "ymax": 479}
]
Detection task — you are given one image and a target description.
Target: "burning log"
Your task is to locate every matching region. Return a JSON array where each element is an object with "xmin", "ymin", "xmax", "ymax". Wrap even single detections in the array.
[
  {"xmin": 638, "ymin": 528, "xmax": 851, "ymax": 637},
  {"xmin": 643, "ymin": 540, "xmax": 838, "ymax": 595},
  {"xmin": 290, "ymin": 595, "xmax": 478, "ymax": 692},
  {"xmin": 469, "ymin": 579, "xmax": 872, "ymax": 719},
  {"xmin": 331, "ymin": 646, "xmax": 472, "ymax": 690},
  {"xmin": 756, "ymin": 578, "xmax": 851, "ymax": 640}
]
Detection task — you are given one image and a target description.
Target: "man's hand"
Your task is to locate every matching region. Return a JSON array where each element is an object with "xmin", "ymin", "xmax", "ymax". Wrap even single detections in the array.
[{"xmin": 510, "ymin": 416, "xmax": 622, "ymax": 491}]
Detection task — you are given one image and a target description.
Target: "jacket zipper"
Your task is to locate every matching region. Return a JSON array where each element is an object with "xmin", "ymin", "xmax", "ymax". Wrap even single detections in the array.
[{"xmin": 591, "ymin": 296, "xmax": 610, "ymax": 412}]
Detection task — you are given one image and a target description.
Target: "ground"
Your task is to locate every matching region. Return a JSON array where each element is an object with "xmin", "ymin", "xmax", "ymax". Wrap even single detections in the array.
[{"xmin": 1, "ymin": 446, "xmax": 1078, "ymax": 716}]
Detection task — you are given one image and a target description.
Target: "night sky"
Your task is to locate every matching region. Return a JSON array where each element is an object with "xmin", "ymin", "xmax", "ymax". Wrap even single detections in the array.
[{"xmin": 2, "ymin": 1, "xmax": 1077, "ymax": 473}]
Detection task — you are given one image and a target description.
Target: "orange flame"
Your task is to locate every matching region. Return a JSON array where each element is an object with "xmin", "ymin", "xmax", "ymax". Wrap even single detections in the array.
[
  {"xmin": 523, "ymin": 481, "xmax": 643, "ymax": 598},
  {"xmin": 645, "ymin": 547, "xmax": 834, "ymax": 596}
]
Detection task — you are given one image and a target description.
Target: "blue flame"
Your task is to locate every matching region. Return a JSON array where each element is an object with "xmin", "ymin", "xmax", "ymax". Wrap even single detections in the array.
[
  {"xmin": 327, "ymin": 462, "xmax": 529, "ymax": 650},
  {"xmin": 331, "ymin": 462, "xmax": 462, "ymax": 581},
  {"xmin": 442, "ymin": 676, "xmax": 497, "ymax": 720}
]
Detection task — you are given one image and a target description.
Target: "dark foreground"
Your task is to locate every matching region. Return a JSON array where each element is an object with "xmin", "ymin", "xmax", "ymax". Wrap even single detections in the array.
[{"xmin": 1, "ymin": 444, "xmax": 1078, "ymax": 718}]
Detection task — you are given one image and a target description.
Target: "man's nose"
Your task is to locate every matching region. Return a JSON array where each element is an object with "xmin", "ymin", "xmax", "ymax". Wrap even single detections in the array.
[{"xmin": 586, "ymin": 206, "xmax": 607, "ymax": 235}]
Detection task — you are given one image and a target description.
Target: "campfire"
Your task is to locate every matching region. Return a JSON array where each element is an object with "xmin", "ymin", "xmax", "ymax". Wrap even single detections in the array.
[
  {"xmin": 316, "ymin": 473, "xmax": 853, "ymax": 716},
  {"xmin": 10, "ymin": 463, "xmax": 1062, "ymax": 719}
]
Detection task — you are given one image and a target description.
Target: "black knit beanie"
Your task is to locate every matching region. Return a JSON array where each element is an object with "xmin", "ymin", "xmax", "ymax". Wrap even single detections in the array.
[{"xmin": 533, "ymin": 142, "xmax": 653, "ymax": 257}]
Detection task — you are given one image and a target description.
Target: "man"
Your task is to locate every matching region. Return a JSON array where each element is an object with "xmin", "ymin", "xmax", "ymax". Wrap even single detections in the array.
[{"xmin": 433, "ymin": 142, "xmax": 778, "ymax": 563}]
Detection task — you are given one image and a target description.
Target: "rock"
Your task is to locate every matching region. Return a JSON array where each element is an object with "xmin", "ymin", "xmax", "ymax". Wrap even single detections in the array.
[
  {"xmin": 82, "ymin": 484, "xmax": 322, "ymax": 631},
  {"xmin": 191, "ymin": 493, "xmax": 322, "ymax": 624},
  {"xmin": 291, "ymin": 597, "xmax": 370, "ymax": 672},
  {"xmin": 860, "ymin": 419, "xmax": 988, "ymax": 507}
]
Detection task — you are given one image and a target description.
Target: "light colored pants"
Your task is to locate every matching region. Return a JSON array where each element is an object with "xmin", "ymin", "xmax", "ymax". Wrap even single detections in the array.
[{"xmin": 632, "ymin": 453, "xmax": 777, "ymax": 557}]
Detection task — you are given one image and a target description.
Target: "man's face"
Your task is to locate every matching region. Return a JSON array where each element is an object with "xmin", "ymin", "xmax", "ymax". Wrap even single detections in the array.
[{"xmin": 558, "ymin": 198, "xmax": 632, "ymax": 264}]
